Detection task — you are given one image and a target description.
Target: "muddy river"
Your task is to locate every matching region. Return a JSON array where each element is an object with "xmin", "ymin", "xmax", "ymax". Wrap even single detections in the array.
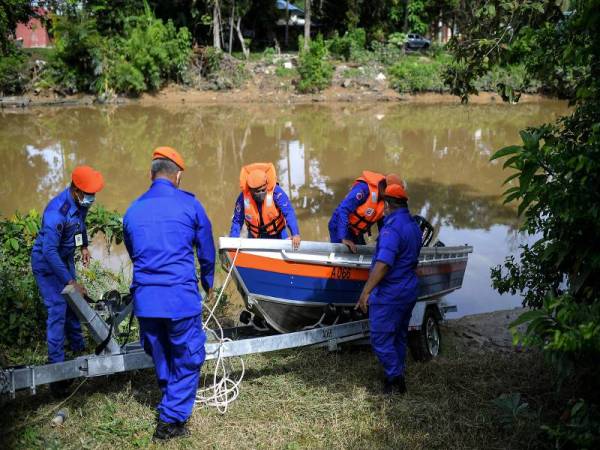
[{"xmin": 0, "ymin": 101, "xmax": 567, "ymax": 317}]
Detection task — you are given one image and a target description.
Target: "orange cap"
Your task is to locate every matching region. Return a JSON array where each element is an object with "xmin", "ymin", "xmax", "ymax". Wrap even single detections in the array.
[
  {"xmin": 384, "ymin": 183, "xmax": 408, "ymax": 200},
  {"xmin": 152, "ymin": 146, "xmax": 185, "ymax": 170},
  {"xmin": 72, "ymin": 166, "xmax": 104, "ymax": 194},
  {"xmin": 386, "ymin": 173, "xmax": 402, "ymax": 186},
  {"xmin": 247, "ymin": 169, "xmax": 267, "ymax": 189}
]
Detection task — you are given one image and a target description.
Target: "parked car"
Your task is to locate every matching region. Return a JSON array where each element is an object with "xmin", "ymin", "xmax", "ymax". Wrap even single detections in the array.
[{"xmin": 406, "ymin": 33, "xmax": 431, "ymax": 51}]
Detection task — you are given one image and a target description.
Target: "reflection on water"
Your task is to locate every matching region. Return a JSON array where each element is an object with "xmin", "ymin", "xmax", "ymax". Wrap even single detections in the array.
[{"xmin": 0, "ymin": 101, "xmax": 567, "ymax": 317}]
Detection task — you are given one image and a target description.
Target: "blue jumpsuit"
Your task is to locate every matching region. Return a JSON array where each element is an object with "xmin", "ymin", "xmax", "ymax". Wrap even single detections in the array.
[
  {"xmin": 368, "ymin": 207, "xmax": 422, "ymax": 380},
  {"xmin": 123, "ymin": 178, "xmax": 215, "ymax": 424},
  {"xmin": 31, "ymin": 187, "xmax": 88, "ymax": 363},
  {"xmin": 328, "ymin": 182, "xmax": 384, "ymax": 244},
  {"xmin": 229, "ymin": 185, "xmax": 300, "ymax": 239}
]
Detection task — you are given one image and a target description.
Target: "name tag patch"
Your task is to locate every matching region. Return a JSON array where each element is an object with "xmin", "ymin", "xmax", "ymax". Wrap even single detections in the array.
[{"xmin": 75, "ymin": 233, "xmax": 83, "ymax": 247}]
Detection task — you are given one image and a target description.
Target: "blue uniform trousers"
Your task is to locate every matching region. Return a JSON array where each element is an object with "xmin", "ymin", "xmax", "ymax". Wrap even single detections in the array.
[
  {"xmin": 369, "ymin": 299, "xmax": 417, "ymax": 379},
  {"xmin": 33, "ymin": 270, "xmax": 85, "ymax": 363},
  {"xmin": 139, "ymin": 315, "xmax": 206, "ymax": 423}
]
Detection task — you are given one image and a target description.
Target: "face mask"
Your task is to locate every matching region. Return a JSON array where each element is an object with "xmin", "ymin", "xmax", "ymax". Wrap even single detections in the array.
[
  {"xmin": 252, "ymin": 191, "xmax": 267, "ymax": 203},
  {"xmin": 80, "ymin": 193, "xmax": 95, "ymax": 208}
]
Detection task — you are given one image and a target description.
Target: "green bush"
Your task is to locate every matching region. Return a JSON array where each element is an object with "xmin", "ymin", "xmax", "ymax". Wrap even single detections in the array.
[
  {"xmin": 327, "ymin": 28, "xmax": 367, "ymax": 61},
  {"xmin": 388, "ymin": 57, "xmax": 446, "ymax": 93},
  {"xmin": 47, "ymin": 6, "xmax": 191, "ymax": 96},
  {"xmin": 0, "ymin": 211, "xmax": 45, "ymax": 352},
  {"xmin": 297, "ymin": 35, "xmax": 333, "ymax": 93},
  {"xmin": 370, "ymin": 41, "xmax": 403, "ymax": 66},
  {"xmin": 0, "ymin": 52, "xmax": 28, "ymax": 95},
  {"xmin": 262, "ymin": 46, "xmax": 276, "ymax": 64},
  {"xmin": 112, "ymin": 12, "xmax": 192, "ymax": 93},
  {"xmin": 475, "ymin": 64, "xmax": 541, "ymax": 100}
]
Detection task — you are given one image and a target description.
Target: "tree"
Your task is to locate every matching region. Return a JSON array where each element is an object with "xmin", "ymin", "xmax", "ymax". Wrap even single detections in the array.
[
  {"xmin": 0, "ymin": 0, "xmax": 34, "ymax": 55},
  {"xmin": 446, "ymin": 1, "xmax": 600, "ymax": 446},
  {"xmin": 303, "ymin": 0, "xmax": 311, "ymax": 50},
  {"xmin": 212, "ymin": 0, "xmax": 222, "ymax": 49}
]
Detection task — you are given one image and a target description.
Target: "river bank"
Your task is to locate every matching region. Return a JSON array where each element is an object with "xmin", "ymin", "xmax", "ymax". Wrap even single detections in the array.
[
  {"xmin": 1, "ymin": 53, "xmax": 553, "ymax": 109},
  {"xmin": 0, "ymin": 86, "xmax": 550, "ymax": 109},
  {"xmin": 3, "ymin": 307, "xmax": 566, "ymax": 450}
]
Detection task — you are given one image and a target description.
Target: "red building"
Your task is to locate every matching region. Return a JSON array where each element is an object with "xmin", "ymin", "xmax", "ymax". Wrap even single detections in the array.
[{"xmin": 15, "ymin": 8, "xmax": 51, "ymax": 48}]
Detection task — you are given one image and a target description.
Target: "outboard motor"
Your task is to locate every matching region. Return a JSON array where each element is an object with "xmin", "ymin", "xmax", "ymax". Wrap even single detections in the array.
[{"xmin": 413, "ymin": 215, "xmax": 434, "ymax": 247}]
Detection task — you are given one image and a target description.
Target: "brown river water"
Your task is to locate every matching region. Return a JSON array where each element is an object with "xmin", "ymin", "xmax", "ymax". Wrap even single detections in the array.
[{"xmin": 0, "ymin": 100, "xmax": 567, "ymax": 317}]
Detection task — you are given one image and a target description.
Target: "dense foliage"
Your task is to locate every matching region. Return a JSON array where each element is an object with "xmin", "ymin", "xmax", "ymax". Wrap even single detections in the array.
[
  {"xmin": 444, "ymin": 0, "xmax": 600, "ymax": 446},
  {"xmin": 47, "ymin": 4, "xmax": 191, "ymax": 95},
  {"xmin": 0, "ymin": 0, "xmax": 33, "ymax": 55}
]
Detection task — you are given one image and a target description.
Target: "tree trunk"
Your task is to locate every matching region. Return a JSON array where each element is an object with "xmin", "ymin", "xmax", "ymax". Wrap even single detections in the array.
[
  {"xmin": 228, "ymin": 2, "xmax": 235, "ymax": 54},
  {"xmin": 285, "ymin": 1, "xmax": 290, "ymax": 47},
  {"xmin": 213, "ymin": 0, "xmax": 222, "ymax": 50},
  {"xmin": 235, "ymin": 17, "xmax": 249, "ymax": 59},
  {"xmin": 403, "ymin": 0, "xmax": 411, "ymax": 33},
  {"xmin": 304, "ymin": 0, "xmax": 311, "ymax": 50}
]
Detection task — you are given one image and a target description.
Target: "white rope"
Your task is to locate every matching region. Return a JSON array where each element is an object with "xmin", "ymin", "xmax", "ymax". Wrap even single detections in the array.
[{"xmin": 195, "ymin": 244, "xmax": 245, "ymax": 414}]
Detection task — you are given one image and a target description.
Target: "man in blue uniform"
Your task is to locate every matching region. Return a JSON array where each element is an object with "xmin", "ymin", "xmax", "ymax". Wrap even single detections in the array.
[
  {"xmin": 329, "ymin": 172, "xmax": 401, "ymax": 253},
  {"xmin": 31, "ymin": 165, "xmax": 104, "ymax": 395},
  {"xmin": 123, "ymin": 146, "xmax": 215, "ymax": 440},
  {"xmin": 230, "ymin": 162, "xmax": 301, "ymax": 249},
  {"xmin": 356, "ymin": 182, "xmax": 422, "ymax": 395}
]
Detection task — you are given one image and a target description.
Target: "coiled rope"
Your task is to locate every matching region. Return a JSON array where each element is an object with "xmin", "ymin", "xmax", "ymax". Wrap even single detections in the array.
[{"xmin": 195, "ymin": 245, "xmax": 244, "ymax": 414}]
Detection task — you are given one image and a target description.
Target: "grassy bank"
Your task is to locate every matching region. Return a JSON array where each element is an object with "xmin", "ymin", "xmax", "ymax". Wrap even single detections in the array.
[{"xmin": 2, "ymin": 325, "xmax": 562, "ymax": 450}]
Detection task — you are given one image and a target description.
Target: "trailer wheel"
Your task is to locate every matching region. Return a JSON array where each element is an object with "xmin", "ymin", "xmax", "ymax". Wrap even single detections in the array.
[{"xmin": 408, "ymin": 307, "xmax": 441, "ymax": 361}]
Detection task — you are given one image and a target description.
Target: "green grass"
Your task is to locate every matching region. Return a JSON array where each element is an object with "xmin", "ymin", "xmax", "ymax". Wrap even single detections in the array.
[{"xmin": 2, "ymin": 330, "xmax": 561, "ymax": 449}]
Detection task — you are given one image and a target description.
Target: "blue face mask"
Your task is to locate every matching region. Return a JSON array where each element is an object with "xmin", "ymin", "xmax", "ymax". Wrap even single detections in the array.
[{"xmin": 80, "ymin": 194, "xmax": 95, "ymax": 208}]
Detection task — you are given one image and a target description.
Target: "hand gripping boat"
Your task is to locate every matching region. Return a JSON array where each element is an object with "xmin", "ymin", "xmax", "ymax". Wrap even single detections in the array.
[{"xmin": 219, "ymin": 235, "xmax": 473, "ymax": 334}]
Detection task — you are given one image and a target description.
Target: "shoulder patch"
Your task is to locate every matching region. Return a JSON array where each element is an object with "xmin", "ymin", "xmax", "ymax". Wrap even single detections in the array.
[
  {"xmin": 59, "ymin": 200, "xmax": 70, "ymax": 216},
  {"xmin": 355, "ymin": 192, "xmax": 364, "ymax": 201}
]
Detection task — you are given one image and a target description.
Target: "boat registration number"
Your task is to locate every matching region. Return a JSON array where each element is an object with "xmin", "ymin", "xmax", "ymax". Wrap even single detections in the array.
[{"xmin": 330, "ymin": 267, "xmax": 351, "ymax": 280}]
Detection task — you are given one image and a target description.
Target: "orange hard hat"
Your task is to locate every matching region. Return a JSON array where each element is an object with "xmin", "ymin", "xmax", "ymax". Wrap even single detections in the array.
[
  {"xmin": 72, "ymin": 166, "xmax": 104, "ymax": 194},
  {"xmin": 152, "ymin": 146, "xmax": 185, "ymax": 170},
  {"xmin": 385, "ymin": 173, "xmax": 402, "ymax": 186},
  {"xmin": 384, "ymin": 183, "xmax": 408, "ymax": 200},
  {"xmin": 247, "ymin": 169, "xmax": 268, "ymax": 189}
]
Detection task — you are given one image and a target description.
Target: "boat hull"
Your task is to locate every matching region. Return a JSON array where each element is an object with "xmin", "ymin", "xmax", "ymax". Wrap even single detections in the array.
[{"xmin": 219, "ymin": 238, "xmax": 471, "ymax": 333}]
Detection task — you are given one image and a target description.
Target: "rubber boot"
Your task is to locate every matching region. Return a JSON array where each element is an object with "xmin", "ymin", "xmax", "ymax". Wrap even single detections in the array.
[
  {"xmin": 383, "ymin": 376, "xmax": 407, "ymax": 395},
  {"xmin": 153, "ymin": 420, "xmax": 190, "ymax": 440}
]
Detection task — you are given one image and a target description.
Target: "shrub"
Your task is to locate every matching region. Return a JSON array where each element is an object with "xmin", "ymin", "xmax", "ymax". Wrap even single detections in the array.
[
  {"xmin": 0, "ymin": 52, "xmax": 28, "ymax": 95},
  {"xmin": 388, "ymin": 57, "xmax": 446, "ymax": 93},
  {"xmin": 47, "ymin": 6, "xmax": 191, "ymax": 96},
  {"xmin": 262, "ymin": 46, "xmax": 276, "ymax": 64},
  {"xmin": 327, "ymin": 28, "xmax": 367, "ymax": 61},
  {"xmin": 297, "ymin": 35, "xmax": 333, "ymax": 93},
  {"xmin": 475, "ymin": 64, "xmax": 541, "ymax": 101},
  {"xmin": 370, "ymin": 41, "xmax": 403, "ymax": 66},
  {"xmin": 0, "ymin": 211, "xmax": 45, "ymax": 351}
]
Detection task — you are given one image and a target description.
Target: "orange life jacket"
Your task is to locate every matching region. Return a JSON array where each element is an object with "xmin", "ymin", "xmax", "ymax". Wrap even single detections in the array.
[
  {"xmin": 348, "ymin": 171, "xmax": 385, "ymax": 236},
  {"xmin": 239, "ymin": 163, "xmax": 286, "ymax": 237}
]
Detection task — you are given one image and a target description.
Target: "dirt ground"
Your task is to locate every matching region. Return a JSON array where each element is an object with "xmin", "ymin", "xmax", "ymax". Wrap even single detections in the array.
[{"xmin": 444, "ymin": 308, "xmax": 526, "ymax": 355}]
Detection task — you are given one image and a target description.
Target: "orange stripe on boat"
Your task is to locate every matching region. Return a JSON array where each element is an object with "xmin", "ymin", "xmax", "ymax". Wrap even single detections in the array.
[
  {"xmin": 229, "ymin": 251, "xmax": 370, "ymax": 280},
  {"xmin": 228, "ymin": 251, "xmax": 467, "ymax": 280}
]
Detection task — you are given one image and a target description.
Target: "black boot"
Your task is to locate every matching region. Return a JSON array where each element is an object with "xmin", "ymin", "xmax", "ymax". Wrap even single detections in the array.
[
  {"xmin": 153, "ymin": 420, "xmax": 190, "ymax": 440},
  {"xmin": 383, "ymin": 376, "xmax": 407, "ymax": 395}
]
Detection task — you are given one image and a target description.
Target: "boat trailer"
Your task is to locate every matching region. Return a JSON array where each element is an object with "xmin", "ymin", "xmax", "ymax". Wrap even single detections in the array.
[{"xmin": 1, "ymin": 285, "xmax": 455, "ymax": 399}]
